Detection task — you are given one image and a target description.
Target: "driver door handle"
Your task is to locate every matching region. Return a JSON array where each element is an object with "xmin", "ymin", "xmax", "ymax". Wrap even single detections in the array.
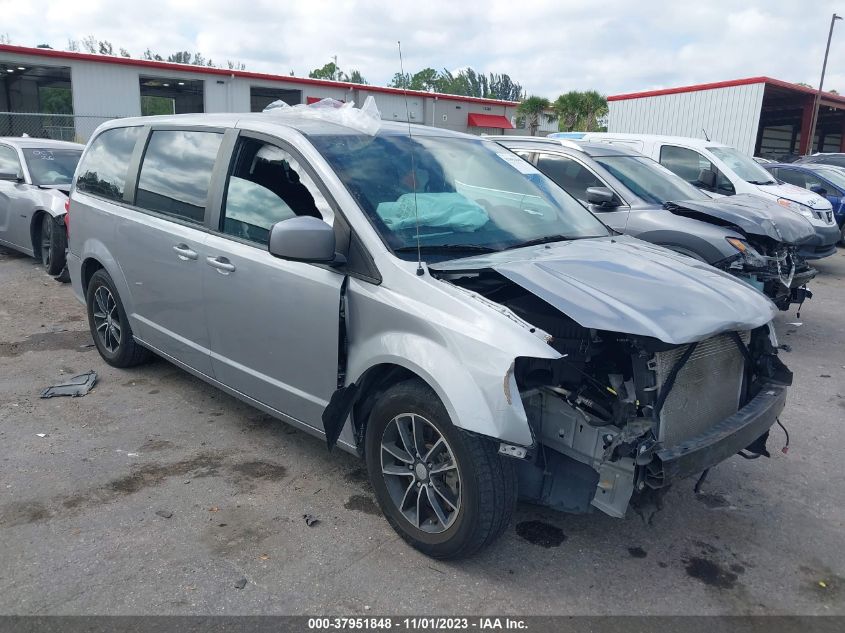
[
  {"xmin": 173, "ymin": 244, "xmax": 198, "ymax": 260},
  {"xmin": 206, "ymin": 256, "xmax": 236, "ymax": 274}
]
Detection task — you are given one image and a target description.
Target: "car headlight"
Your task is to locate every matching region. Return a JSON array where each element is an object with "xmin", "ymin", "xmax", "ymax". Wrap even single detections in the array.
[
  {"xmin": 777, "ymin": 198, "xmax": 814, "ymax": 219},
  {"xmin": 726, "ymin": 237, "xmax": 767, "ymax": 268}
]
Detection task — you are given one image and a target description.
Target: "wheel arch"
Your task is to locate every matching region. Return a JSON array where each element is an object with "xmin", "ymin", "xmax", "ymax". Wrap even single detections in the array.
[
  {"xmin": 78, "ymin": 239, "xmax": 135, "ymax": 318},
  {"xmin": 28, "ymin": 209, "xmax": 50, "ymax": 258}
]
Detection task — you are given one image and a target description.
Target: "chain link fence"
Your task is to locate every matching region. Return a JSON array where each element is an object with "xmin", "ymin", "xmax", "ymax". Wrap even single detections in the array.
[{"xmin": 0, "ymin": 112, "xmax": 121, "ymax": 144}]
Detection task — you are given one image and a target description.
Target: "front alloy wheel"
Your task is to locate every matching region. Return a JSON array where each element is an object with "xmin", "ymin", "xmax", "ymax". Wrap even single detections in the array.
[{"xmin": 380, "ymin": 413, "xmax": 461, "ymax": 533}]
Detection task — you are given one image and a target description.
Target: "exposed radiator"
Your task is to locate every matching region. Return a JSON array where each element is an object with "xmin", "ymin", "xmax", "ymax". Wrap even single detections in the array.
[{"xmin": 654, "ymin": 332, "xmax": 749, "ymax": 447}]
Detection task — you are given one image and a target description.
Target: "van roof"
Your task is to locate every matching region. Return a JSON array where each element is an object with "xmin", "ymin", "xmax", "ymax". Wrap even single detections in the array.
[
  {"xmin": 94, "ymin": 112, "xmax": 476, "ymax": 140},
  {"xmin": 496, "ymin": 136, "xmax": 644, "ymax": 157},
  {"xmin": 584, "ymin": 132, "xmax": 730, "ymax": 149}
]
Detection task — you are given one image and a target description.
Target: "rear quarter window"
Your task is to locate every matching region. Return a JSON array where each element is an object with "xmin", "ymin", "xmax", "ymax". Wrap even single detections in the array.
[{"xmin": 76, "ymin": 127, "xmax": 143, "ymax": 201}]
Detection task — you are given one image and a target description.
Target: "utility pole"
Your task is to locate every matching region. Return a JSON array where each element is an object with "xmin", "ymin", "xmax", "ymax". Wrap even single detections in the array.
[{"xmin": 806, "ymin": 13, "xmax": 841, "ymax": 155}]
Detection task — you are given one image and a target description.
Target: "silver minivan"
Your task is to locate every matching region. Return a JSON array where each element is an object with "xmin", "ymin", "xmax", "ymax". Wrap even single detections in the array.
[{"xmin": 67, "ymin": 111, "xmax": 791, "ymax": 558}]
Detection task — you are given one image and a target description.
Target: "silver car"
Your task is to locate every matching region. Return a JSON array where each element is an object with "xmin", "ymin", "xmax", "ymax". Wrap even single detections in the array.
[
  {"xmin": 67, "ymin": 113, "xmax": 791, "ymax": 558},
  {"xmin": 0, "ymin": 137, "xmax": 84, "ymax": 277}
]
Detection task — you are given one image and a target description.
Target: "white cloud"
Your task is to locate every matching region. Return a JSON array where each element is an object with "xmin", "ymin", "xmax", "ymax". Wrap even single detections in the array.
[{"xmin": 2, "ymin": 0, "xmax": 844, "ymax": 97}]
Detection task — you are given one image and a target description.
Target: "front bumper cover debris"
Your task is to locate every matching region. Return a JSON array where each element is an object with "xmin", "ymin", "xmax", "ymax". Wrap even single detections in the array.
[{"xmin": 645, "ymin": 382, "xmax": 787, "ymax": 485}]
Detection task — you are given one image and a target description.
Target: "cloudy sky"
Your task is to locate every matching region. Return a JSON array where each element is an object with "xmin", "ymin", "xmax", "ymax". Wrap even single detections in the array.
[{"xmin": 2, "ymin": 0, "xmax": 844, "ymax": 98}]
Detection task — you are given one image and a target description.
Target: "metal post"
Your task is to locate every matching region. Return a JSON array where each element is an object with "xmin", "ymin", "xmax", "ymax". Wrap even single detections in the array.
[{"xmin": 806, "ymin": 13, "xmax": 842, "ymax": 154}]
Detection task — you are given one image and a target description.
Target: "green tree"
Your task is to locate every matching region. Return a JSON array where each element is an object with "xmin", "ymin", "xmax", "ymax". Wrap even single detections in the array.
[
  {"xmin": 37, "ymin": 43, "xmax": 53, "ymax": 49},
  {"xmin": 343, "ymin": 69, "xmax": 368, "ymax": 85},
  {"xmin": 516, "ymin": 96, "xmax": 555, "ymax": 136},
  {"xmin": 309, "ymin": 61, "xmax": 342, "ymax": 81},
  {"xmin": 553, "ymin": 91, "xmax": 585, "ymax": 131},
  {"xmin": 580, "ymin": 90, "xmax": 608, "ymax": 132},
  {"xmin": 98, "ymin": 41, "xmax": 114, "ymax": 55}
]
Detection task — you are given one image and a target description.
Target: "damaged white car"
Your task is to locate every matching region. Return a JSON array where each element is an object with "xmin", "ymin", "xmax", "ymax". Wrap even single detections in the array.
[{"xmin": 67, "ymin": 107, "xmax": 791, "ymax": 559}]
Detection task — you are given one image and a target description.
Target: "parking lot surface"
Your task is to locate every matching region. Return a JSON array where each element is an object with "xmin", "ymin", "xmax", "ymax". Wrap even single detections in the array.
[{"xmin": 1, "ymin": 244, "xmax": 844, "ymax": 615}]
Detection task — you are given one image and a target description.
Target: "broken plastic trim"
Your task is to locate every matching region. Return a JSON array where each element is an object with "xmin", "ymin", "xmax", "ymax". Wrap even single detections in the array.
[
  {"xmin": 323, "ymin": 276, "xmax": 353, "ymax": 451},
  {"xmin": 263, "ymin": 96, "xmax": 382, "ymax": 136},
  {"xmin": 40, "ymin": 370, "xmax": 97, "ymax": 398}
]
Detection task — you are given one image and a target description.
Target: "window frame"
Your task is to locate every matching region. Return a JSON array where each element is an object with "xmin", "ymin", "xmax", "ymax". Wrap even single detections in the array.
[
  {"xmin": 534, "ymin": 150, "xmax": 630, "ymax": 208},
  {"xmin": 210, "ymin": 129, "xmax": 381, "ymax": 284},
  {"xmin": 0, "ymin": 144, "xmax": 23, "ymax": 179},
  {"xmin": 127, "ymin": 124, "xmax": 232, "ymax": 227},
  {"xmin": 658, "ymin": 144, "xmax": 735, "ymax": 195},
  {"xmin": 73, "ymin": 125, "xmax": 147, "ymax": 206}
]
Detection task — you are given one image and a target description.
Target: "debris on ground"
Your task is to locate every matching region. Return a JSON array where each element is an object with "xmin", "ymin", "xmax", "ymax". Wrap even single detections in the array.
[
  {"xmin": 36, "ymin": 433, "xmax": 46, "ymax": 438},
  {"xmin": 303, "ymin": 513, "xmax": 320, "ymax": 527},
  {"xmin": 258, "ymin": 554, "xmax": 270, "ymax": 560},
  {"xmin": 233, "ymin": 577, "xmax": 247, "ymax": 590},
  {"xmin": 40, "ymin": 370, "xmax": 97, "ymax": 399},
  {"xmin": 209, "ymin": 506, "xmax": 220, "ymax": 512},
  {"xmin": 155, "ymin": 510, "xmax": 173, "ymax": 519}
]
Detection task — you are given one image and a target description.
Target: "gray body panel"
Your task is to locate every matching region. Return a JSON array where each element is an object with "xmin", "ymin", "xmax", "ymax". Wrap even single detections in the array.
[
  {"xmin": 67, "ymin": 112, "xmax": 778, "ymax": 466},
  {"xmin": 430, "ymin": 236, "xmax": 776, "ymax": 344}
]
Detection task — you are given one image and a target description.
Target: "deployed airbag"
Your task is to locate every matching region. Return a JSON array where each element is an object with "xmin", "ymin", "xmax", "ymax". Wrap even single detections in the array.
[{"xmin": 376, "ymin": 193, "xmax": 489, "ymax": 232}]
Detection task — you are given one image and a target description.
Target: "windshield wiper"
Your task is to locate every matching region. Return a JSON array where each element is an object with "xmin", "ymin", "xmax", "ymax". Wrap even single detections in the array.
[
  {"xmin": 394, "ymin": 244, "xmax": 497, "ymax": 254},
  {"xmin": 747, "ymin": 180, "xmax": 777, "ymax": 186},
  {"xmin": 504, "ymin": 234, "xmax": 577, "ymax": 250}
]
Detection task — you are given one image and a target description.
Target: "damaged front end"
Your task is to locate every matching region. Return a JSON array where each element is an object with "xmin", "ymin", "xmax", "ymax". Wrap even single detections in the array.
[
  {"xmin": 718, "ymin": 238, "xmax": 815, "ymax": 311},
  {"xmin": 438, "ymin": 264, "xmax": 790, "ymax": 519}
]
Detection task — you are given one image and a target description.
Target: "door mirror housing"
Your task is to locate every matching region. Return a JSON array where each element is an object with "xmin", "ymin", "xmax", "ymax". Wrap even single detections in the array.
[
  {"xmin": 585, "ymin": 186, "xmax": 619, "ymax": 208},
  {"xmin": 697, "ymin": 168, "xmax": 717, "ymax": 189},
  {"xmin": 268, "ymin": 216, "xmax": 338, "ymax": 263},
  {"xmin": 0, "ymin": 169, "xmax": 22, "ymax": 182},
  {"xmin": 810, "ymin": 185, "xmax": 828, "ymax": 196}
]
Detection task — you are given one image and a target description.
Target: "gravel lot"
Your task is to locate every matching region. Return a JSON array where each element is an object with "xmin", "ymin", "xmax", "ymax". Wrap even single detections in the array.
[{"xmin": 1, "ymin": 244, "xmax": 844, "ymax": 616}]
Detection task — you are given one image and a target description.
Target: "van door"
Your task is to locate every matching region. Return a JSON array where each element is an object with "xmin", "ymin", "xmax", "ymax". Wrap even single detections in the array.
[
  {"xmin": 113, "ymin": 127, "xmax": 225, "ymax": 375},
  {"xmin": 201, "ymin": 135, "xmax": 343, "ymax": 429}
]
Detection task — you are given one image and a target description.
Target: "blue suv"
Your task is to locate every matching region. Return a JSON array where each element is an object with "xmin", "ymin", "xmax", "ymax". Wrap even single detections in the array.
[{"xmin": 764, "ymin": 163, "xmax": 845, "ymax": 244}]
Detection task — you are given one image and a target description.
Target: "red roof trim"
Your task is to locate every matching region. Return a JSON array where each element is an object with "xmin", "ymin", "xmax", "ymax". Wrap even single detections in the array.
[
  {"xmin": 0, "ymin": 44, "xmax": 519, "ymax": 107},
  {"xmin": 608, "ymin": 76, "xmax": 845, "ymax": 106},
  {"xmin": 467, "ymin": 113, "xmax": 514, "ymax": 129}
]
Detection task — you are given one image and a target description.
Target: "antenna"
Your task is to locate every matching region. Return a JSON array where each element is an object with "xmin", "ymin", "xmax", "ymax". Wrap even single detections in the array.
[
  {"xmin": 398, "ymin": 40, "xmax": 424, "ymax": 276},
  {"xmin": 701, "ymin": 128, "xmax": 711, "ymax": 142}
]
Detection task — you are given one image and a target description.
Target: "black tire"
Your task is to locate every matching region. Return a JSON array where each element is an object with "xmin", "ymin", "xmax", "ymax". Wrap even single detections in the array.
[
  {"xmin": 39, "ymin": 213, "xmax": 66, "ymax": 276},
  {"xmin": 85, "ymin": 269, "xmax": 152, "ymax": 368},
  {"xmin": 364, "ymin": 379, "xmax": 517, "ymax": 559},
  {"xmin": 840, "ymin": 224, "xmax": 845, "ymax": 246}
]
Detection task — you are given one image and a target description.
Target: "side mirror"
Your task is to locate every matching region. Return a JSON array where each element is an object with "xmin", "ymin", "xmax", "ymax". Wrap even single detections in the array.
[
  {"xmin": 810, "ymin": 185, "xmax": 828, "ymax": 196},
  {"xmin": 268, "ymin": 216, "xmax": 337, "ymax": 263},
  {"xmin": 585, "ymin": 186, "xmax": 619, "ymax": 208},
  {"xmin": 0, "ymin": 169, "xmax": 22, "ymax": 182},
  {"xmin": 697, "ymin": 168, "xmax": 717, "ymax": 189}
]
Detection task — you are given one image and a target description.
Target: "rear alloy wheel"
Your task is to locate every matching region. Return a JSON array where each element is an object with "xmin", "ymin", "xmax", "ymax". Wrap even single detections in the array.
[
  {"xmin": 85, "ymin": 269, "xmax": 151, "ymax": 368},
  {"xmin": 39, "ymin": 214, "xmax": 66, "ymax": 276},
  {"xmin": 365, "ymin": 379, "xmax": 517, "ymax": 559}
]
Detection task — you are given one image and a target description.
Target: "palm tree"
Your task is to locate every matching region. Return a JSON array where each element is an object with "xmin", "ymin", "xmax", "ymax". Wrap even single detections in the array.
[
  {"xmin": 553, "ymin": 91, "xmax": 585, "ymax": 132},
  {"xmin": 516, "ymin": 96, "xmax": 556, "ymax": 136},
  {"xmin": 580, "ymin": 90, "xmax": 608, "ymax": 132}
]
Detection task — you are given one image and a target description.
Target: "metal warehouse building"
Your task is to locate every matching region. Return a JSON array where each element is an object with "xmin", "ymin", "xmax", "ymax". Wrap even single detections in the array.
[
  {"xmin": 0, "ymin": 44, "xmax": 526, "ymax": 142},
  {"xmin": 608, "ymin": 77, "xmax": 845, "ymax": 158}
]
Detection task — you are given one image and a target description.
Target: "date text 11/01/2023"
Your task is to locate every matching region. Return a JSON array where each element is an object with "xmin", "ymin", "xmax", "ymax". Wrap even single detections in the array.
[{"xmin": 307, "ymin": 617, "xmax": 528, "ymax": 630}]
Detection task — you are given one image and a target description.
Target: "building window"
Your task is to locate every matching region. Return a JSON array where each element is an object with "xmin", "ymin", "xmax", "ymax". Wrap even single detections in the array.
[
  {"xmin": 250, "ymin": 87, "xmax": 301, "ymax": 112},
  {"xmin": 0, "ymin": 62, "xmax": 74, "ymax": 140},
  {"xmin": 139, "ymin": 77, "xmax": 204, "ymax": 115}
]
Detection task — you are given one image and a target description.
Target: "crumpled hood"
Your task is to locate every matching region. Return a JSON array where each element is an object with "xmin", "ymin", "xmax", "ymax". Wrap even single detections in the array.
[
  {"xmin": 664, "ymin": 194, "xmax": 816, "ymax": 245},
  {"xmin": 757, "ymin": 182, "xmax": 833, "ymax": 211},
  {"xmin": 431, "ymin": 236, "xmax": 776, "ymax": 345}
]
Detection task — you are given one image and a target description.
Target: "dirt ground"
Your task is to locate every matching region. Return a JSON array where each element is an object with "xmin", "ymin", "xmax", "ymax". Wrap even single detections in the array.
[{"xmin": 1, "ymin": 244, "xmax": 844, "ymax": 615}]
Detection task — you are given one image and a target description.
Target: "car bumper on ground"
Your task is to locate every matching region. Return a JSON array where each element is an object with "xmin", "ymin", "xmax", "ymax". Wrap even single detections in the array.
[
  {"xmin": 647, "ymin": 382, "xmax": 787, "ymax": 483},
  {"xmin": 799, "ymin": 223, "xmax": 840, "ymax": 259}
]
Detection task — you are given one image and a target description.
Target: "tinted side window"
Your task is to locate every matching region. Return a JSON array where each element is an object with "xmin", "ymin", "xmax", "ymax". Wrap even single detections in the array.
[
  {"xmin": 220, "ymin": 138, "xmax": 329, "ymax": 245},
  {"xmin": 659, "ymin": 145, "xmax": 734, "ymax": 195},
  {"xmin": 777, "ymin": 169, "xmax": 808, "ymax": 188},
  {"xmin": 76, "ymin": 127, "xmax": 142, "ymax": 201},
  {"xmin": 0, "ymin": 145, "xmax": 20, "ymax": 174},
  {"xmin": 135, "ymin": 130, "xmax": 223, "ymax": 223},
  {"xmin": 536, "ymin": 153, "xmax": 605, "ymax": 202}
]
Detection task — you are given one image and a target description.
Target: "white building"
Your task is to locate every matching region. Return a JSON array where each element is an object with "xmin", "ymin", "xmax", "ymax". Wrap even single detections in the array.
[
  {"xmin": 0, "ymin": 44, "xmax": 527, "ymax": 141},
  {"xmin": 608, "ymin": 77, "xmax": 845, "ymax": 158}
]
